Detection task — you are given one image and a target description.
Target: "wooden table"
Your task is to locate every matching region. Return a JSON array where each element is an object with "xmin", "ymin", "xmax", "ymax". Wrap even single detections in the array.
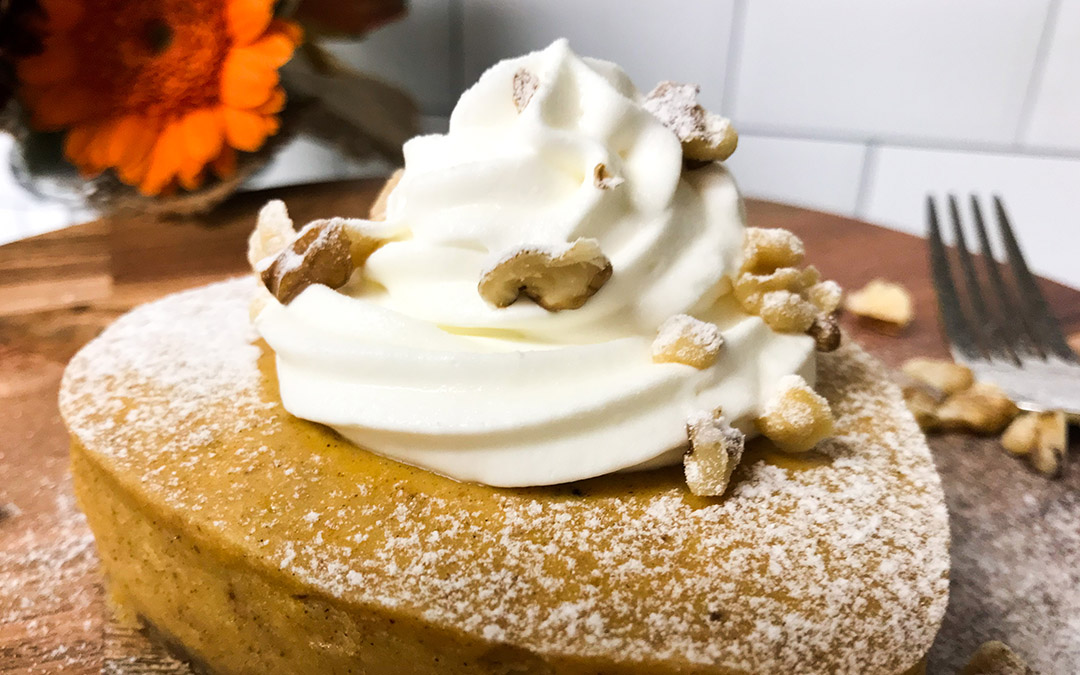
[{"xmin": 2, "ymin": 180, "xmax": 1078, "ymax": 674}]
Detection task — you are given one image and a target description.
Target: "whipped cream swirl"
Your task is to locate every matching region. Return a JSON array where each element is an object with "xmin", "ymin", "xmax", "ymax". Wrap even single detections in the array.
[{"xmin": 256, "ymin": 40, "xmax": 815, "ymax": 487}]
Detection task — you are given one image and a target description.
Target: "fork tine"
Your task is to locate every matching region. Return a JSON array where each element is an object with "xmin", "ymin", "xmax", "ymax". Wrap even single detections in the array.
[
  {"xmin": 947, "ymin": 194, "xmax": 998, "ymax": 354},
  {"xmin": 992, "ymin": 196, "xmax": 1077, "ymax": 362},
  {"xmin": 970, "ymin": 196, "xmax": 1030, "ymax": 362},
  {"xmin": 927, "ymin": 195, "xmax": 981, "ymax": 360}
]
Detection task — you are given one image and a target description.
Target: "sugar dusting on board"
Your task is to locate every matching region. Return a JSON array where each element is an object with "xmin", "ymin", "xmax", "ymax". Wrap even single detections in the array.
[{"xmin": 59, "ymin": 279, "xmax": 951, "ymax": 674}]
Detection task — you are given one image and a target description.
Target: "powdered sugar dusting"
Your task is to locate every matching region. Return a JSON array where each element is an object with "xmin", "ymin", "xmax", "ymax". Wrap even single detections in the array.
[{"xmin": 60, "ymin": 280, "xmax": 949, "ymax": 674}]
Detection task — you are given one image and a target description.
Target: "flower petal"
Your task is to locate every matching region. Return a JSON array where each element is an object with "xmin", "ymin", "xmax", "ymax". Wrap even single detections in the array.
[
  {"xmin": 257, "ymin": 87, "xmax": 287, "ymax": 115},
  {"xmin": 116, "ymin": 117, "xmax": 162, "ymax": 177},
  {"xmin": 226, "ymin": 0, "xmax": 273, "ymax": 45},
  {"xmin": 220, "ymin": 48, "xmax": 279, "ymax": 109},
  {"xmin": 87, "ymin": 119, "xmax": 123, "ymax": 171},
  {"xmin": 211, "ymin": 146, "xmax": 237, "ymax": 180},
  {"xmin": 63, "ymin": 124, "xmax": 102, "ymax": 174},
  {"xmin": 223, "ymin": 107, "xmax": 271, "ymax": 152},
  {"xmin": 178, "ymin": 155, "xmax": 207, "ymax": 191},
  {"xmin": 180, "ymin": 108, "xmax": 225, "ymax": 164},
  {"xmin": 244, "ymin": 20, "xmax": 303, "ymax": 68},
  {"xmin": 139, "ymin": 122, "xmax": 185, "ymax": 195}
]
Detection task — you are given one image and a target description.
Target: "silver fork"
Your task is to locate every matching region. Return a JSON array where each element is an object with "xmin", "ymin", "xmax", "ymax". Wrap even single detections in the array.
[{"xmin": 926, "ymin": 194, "xmax": 1080, "ymax": 419}]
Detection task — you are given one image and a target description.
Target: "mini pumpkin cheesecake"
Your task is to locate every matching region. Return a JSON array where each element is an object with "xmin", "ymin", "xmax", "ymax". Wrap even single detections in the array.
[{"xmin": 60, "ymin": 39, "xmax": 949, "ymax": 674}]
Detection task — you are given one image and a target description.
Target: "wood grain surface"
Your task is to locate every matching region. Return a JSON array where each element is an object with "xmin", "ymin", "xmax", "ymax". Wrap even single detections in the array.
[{"xmin": 1, "ymin": 180, "xmax": 1078, "ymax": 674}]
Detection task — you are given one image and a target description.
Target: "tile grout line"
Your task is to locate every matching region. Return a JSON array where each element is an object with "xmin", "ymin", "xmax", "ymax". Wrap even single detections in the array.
[
  {"xmin": 734, "ymin": 123, "xmax": 1080, "ymax": 163},
  {"xmin": 852, "ymin": 141, "xmax": 879, "ymax": 220},
  {"xmin": 720, "ymin": 0, "xmax": 748, "ymax": 118},
  {"xmin": 1013, "ymin": 0, "xmax": 1062, "ymax": 146}
]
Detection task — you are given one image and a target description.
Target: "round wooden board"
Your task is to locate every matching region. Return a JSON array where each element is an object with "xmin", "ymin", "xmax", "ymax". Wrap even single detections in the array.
[{"xmin": 1, "ymin": 180, "xmax": 1078, "ymax": 674}]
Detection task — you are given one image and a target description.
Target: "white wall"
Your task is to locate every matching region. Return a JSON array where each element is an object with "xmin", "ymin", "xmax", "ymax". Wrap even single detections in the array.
[
  {"xmin": 5, "ymin": 0, "xmax": 1080, "ymax": 288},
  {"xmin": 341, "ymin": 0, "xmax": 1080, "ymax": 288}
]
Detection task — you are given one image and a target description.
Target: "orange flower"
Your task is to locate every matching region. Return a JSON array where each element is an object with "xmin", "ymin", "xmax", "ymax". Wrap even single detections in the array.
[{"xmin": 17, "ymin": 0, "xmax": 302, "ymax": 195}]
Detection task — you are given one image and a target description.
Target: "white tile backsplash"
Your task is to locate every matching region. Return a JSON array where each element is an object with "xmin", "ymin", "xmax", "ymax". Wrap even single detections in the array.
[
  {"xmin": 1022, "ymin": 0, "xmax": 1080, "ymax": 152},
  {"xmin": 462, "ymin": 0, "xmax": 737, "ymax": 111},
  {"xmin": 725, "ymin": 135, "xmax": 867, "ymax": 215},
  {"xmin": 733, "ymin": 0, "xmax": 1051, "ymax": 145},
  {"xmin": 325, "ymin": 0, "xmax": 457, "ymax": 115},
  {"xmin": 6, "ymin": 0, "xmax": 1080, "ymax": 296},
  {"xmin": 861, "ymin": 146, "xmax": 1080, "ymax": 287}
]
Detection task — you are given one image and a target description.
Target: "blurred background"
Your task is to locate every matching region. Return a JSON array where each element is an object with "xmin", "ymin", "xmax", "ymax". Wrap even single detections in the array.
[{"xmin": 3, "ymin": 0, "xmax": 1079, "ymax": 286}]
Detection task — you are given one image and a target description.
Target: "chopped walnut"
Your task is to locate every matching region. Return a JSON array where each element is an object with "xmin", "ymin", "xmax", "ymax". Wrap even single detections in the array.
[
  {"xmin": 959, "ymin": 641, "xmax": 1033, "ymax": 675},
  {"xmin": 260, "ymin": 219, "xmax": 354, "ymax": 304},
  {"xmin": 756, "ymin": 374, "xmax": 835, "ymax": 453},
  {"xmin": 1030, "ymin": 410, "xmax": 1068, "ymax": 477},
  {"xmin": 845, "ymin": 279, "xmax": 913, "ymax": 328},
  {"xmin": 652, "ymin": 314, "xmax": 724, "ymax": 369},
  {"xmin": 478, "ymin": 238, "xmax": 613, "ymax": 311},
  {"xmin": 937, "ymin": 382, "xmax": 1019, "ymax": 434},
  {"xmin": 1001, "ymin": 412, "xmax": 1039, "ymax": 456},
  {"xmin": 335, "ymin": 217, "xmax": 401, "ymax": 267},
  {"xmin": 513, "ymin": 68, "xmax": 539, "ymax": 112},
  {"xmin": 248, "ymin": 200, "xmax": 296, "ymax": 268},
  {"xmin": 902, "ymin": 384, "xmax": 944, "ymax": 432},
  {"xmin": 740, "ymin": 227, "xmax": 805, "ymax": 275},
  {"xmin": 643, "ymin": 81, "xmax": 738, "ymax": 161},
  {"xmin": 807, "ymin": 279, "xmax": 842, "ymax": 314},
  {"xmin": 593, "ymin": 163, "xmax": 625, "ymax": 190},
  {"xmin": 759, "ymin": 290, "xmax": 817, "ymax": 333},
  {"xmin": 369, "ymin": 168, "xmax": 403, "ymax": 221},
  {"xmin": 807, "ymin": 313, "xmax": 842, "ymax": 352},
  {"xmin": 684, "ymin": 410, "xmax": 745, "ymax": 497},
  {"xmin": 1003, "ymin": 411, "xmax": 1068, "ymax": 477},
  {"xmin": 733, "ymin": 267, "xmax": 806, "ymax": 314},
  {"xmin": 901, "ymin": 358, "xmax": 975, "ymax": 396}
]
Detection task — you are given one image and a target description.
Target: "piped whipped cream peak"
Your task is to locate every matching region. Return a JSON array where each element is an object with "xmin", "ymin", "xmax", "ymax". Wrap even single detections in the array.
[{"xmin": 254, "ymin": 39, "xmax": 824, "ymax": 488}]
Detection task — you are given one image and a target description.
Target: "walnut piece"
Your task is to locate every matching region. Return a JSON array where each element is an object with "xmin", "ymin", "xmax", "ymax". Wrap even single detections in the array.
[
  {"xmin": 248, "ymin": 200, "xmax": 296, "ymax": 269},
  {"xmin": 807, "ymin": 313, "xmax": 842, "ymax": 352},
  {"xmin": 593, "ymin": 163, "xmax": 625, "ymax": 190},
  {"xmin": 733, "ymin": 267, "xmax": 808, "ymax": 314},
  {"xmin": 901, "ymin": 357, "xmax": 975, "ymax": 396},
  {"xmin": 732, "ymin": 227, "xmax": 842, "ymax": 340},
  {"xmin": 845, "ymin": 279, "xmax": 914, "ymax": 327},
  {"xmin": 684, "ymin": 410, "xmax": 745, "ymax": 497},
  {"xmin": 959, "ymin": 641, "xmax": 1033, "ymax": 675},
  {"xmin": 513, "ymin": 68, "xmax": 539, "ymax": 112},
  {"xmin": 1069, "ymin": 331, "xmax": 1080, "ymax": 357},
  {"xmin": 1001, "ymin": 412, "xmax": 1039, "ymax": 456},
  {"xmin": 937, "ymin": 382, "xmax": 1019, "ymax": 434},
  {"xmin": 903, "ymin": 384, "xmax": 943, "ymax": 432},
  {"xmin": 756, "ymin": 374, "xmax": 835, "ymax": 453},
  {"xmin": 369, "ymin": 168, "xmax": 403, "ymax": 221},
  {"xmin": 260, "ymin": 219, "xmax": 354, "ymax": 304},
  {"xmin": 740, "ymin": 227, "xmax": 805, "ymax": 274},
  {"xmin": 1003, "ymin": 411, "xmax": 1068, "ymax": 477},
  {"xmin": 478, "ymin": 238, "xmax": 613, "ymax": 311},
  {"xmin": 1030, "ymin": 410, "xmax": 1067, "ymax": 477},
  {"xmin": 643, "ymin": 81, "xmax": 738, "ymax": 162},
  {"xmin": 652, "ymin": 314, "xmax": 724, "ymax": 369},
  {"xmin": 807, "ymin": 279, "xmax": 842, "ymax": 314},
  {"xmin": 759, "ymin": 290, "xmax": 817, "ymax": 333},
  {"xmin": 334, "ymin": 217, "xmax": 401, "ymax": 267}
]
